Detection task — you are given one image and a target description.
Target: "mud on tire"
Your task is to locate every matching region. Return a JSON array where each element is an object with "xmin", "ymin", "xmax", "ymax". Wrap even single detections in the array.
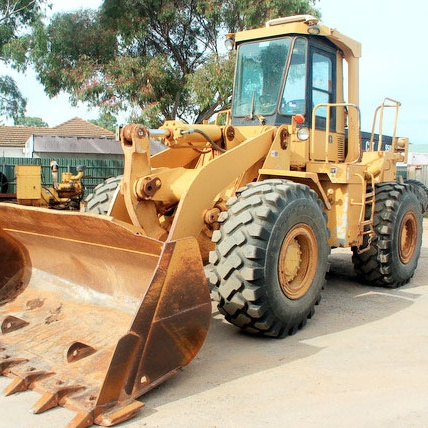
[
  {"xmin": 208, "ymin": 179, "xmax": 330, "ymax": 338},
  {"xmin": 352, "ymin": 182, "xmax": 422, "ymax": 288}
]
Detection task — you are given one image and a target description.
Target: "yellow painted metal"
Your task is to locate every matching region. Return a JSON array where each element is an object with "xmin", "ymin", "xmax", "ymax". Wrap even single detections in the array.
[
  {"xmin": 168, "ymin": 126, "xmax": 275, "ymax": 240},
  {"xmin": 15, "ymin": 165, "xmax": 41, "ymax": 201},
  {"xmin": 310, "ymin": 104, "xmax": 357, "ymax": 163},
  {"xmin": 398, "ymin": 211, "xmax": 418, "ymax": 264},
  {"xmin": 278, "ymin": 223, "xmax": 318, "ymax": 300},
  {"xmin": 119, "ymin": 124, "xmax": 167, "ymax": 240},
  {"xmin": 258, "ymin": 125, "xmax": 291, "ymax": 172},
  {"xmin": 112, "ymin": 122, "xmax": 276, "ymax": 244},
  {"xmin": 160, "ymin": 121, "xmax": 223, "ymax": 149},
  {"xmin": 232, "ymin": 16, "xmax": 361, "ymax": 60}
]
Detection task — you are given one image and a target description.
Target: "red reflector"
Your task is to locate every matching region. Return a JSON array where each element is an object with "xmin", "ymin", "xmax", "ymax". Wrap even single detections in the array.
[{"xmin": 294, "ymin": 114, "xmax": 305, "ymax": 124}]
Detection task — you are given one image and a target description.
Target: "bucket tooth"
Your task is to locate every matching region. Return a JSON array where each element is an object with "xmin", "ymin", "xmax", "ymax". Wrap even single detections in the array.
[
  {"xmin": 4, "ymin": 370, "xmax": 53, "ymax": 396},
  {"xmin": 0, "ymin": 357, "xmax": 28, "ymax": 375},
  {"xmin": 33, "ymin": 385, "xmax": 85, "ymax": 414},
  {"xmin": 68, "ymin": 411, "xmax": 93, "ymax": 428},
  {"xmin": 66, "ymin": 341, "xmax": 97, "ymax": 363},
  {"xmin": 4, "ymin": 376, "xmax": 27, "ymax": 396},
  {"xmin": 94, "ymin": 400, "xmax": 144, "ymax": 427},
  {"xmin": 1, "ymin": 315, "xmax": 29, "ymax": 334}
]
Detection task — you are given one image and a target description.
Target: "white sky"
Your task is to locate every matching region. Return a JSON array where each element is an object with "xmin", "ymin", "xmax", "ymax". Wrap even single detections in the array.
[{"xmin": 3, "ymin": 0, "xmax": 428, "ymax": 149}]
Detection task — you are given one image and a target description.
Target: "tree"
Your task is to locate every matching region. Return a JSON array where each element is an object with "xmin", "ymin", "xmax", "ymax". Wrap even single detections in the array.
[
  {"xmin": 89, "ymin": 112, "xmax": 117, "ymax": 132},
  {"xmin": 0, "ymin": 0, "xmax": 47, "ymax": 121},
  {"xmin": 14, "ymin": 115, "xmax": 48, "ymax": 126},
  {"xmin": 31, "ymin": 0, "xmax": 319, "ymax": 127}
]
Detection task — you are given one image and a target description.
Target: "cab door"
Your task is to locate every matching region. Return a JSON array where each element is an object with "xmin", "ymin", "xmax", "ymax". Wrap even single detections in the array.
[{"xmin": 309, "ymin": 46, "xmax": 344, "ymax": 161}]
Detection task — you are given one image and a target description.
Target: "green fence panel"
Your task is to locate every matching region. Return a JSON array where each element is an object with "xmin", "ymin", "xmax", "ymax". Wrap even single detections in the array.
[{"xmin": 0, "ymin": 157, "xmax": 124, "ymax": 196}]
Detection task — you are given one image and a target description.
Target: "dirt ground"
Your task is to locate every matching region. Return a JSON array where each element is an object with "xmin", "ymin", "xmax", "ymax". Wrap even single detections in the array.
[{"xmin": 1, "ymin": 222, "xmax": 428, "ymax": 428}]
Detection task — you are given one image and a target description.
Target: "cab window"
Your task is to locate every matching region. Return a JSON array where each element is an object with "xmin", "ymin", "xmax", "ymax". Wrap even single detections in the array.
[
  {"xmin": 280, "ymin": 38, "xmax": 307, "ymax": 116},
  {"xmin": 312, "ymin": 52, "xmax": 333, "ymax": 121},
  {"xmin": 232, "ymin": 38, "xmax": 291, "ymax": 117}
]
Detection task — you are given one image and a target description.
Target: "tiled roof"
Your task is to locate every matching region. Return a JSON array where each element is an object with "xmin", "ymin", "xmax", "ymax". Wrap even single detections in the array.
[
  {"xmin": 0, "ymin": 126, "xmax": 39, "ymax": 146},
  {"xmin": 52, "ymin": 117, "xmax": 115, "ymax": 138},
  {"xmin": 0, "ymin": 117, "xmax": 115, "ymax": 147}
]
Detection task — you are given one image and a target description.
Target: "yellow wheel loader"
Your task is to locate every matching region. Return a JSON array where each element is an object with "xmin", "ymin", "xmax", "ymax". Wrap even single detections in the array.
[{"xmin": 0, "ymin": 15, "xmax": 424, "ymax": 427}]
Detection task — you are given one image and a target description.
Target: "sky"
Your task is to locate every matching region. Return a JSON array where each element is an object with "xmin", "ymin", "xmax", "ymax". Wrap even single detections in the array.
[
  {"xmin": 2, "ymin": 0, "xmax": 428, "ymax": 150},
  {"xmin": 318, "ymin": 0, "xmax": 428, "ymax": 150},
  {"xmin": 0, "ymin": 0, "xmax": 104, "ymax": 127}
]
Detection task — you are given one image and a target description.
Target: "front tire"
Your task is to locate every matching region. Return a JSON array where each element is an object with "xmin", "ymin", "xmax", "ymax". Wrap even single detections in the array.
[
  {"xmin": 208, "ymin": 180, "xmax": 330, "ymax": 337},
  {"xmin": 84, "ymin": 175, "xmax": 122, "ymax": 214},
  {"xmin": 352, "ymin": 182, "xmax": 422, "ymax": 288}
]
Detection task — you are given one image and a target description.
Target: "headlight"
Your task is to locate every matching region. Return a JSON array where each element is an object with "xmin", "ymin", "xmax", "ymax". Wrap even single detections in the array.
[
  {"xmin": 297, "ymin": 127, "xmax": 310, "ymax": 141},
  {"xmin": 224, "ymin": 37, "xmax": 235, "ymax": 51}
]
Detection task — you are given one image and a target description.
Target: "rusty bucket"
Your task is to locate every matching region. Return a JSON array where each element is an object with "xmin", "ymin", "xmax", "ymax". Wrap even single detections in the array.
[{"xmin": 0, "ymin": 203, "xmax": 211, "ymax": 427}]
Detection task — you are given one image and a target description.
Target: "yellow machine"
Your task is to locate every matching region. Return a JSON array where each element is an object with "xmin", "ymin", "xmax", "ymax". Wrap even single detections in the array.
[
  {"xmin": 0, "ymin": 15, "xmax": 424, "ymax": 427},
  {"xmin": 15, "ymin": 161, "xmax": 85, "ymax": 209}
]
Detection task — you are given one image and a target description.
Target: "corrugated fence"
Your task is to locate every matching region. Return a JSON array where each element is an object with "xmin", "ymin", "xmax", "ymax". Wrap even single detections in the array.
[{"xmin": 0, "ymin": 157, "xmax": 124, "ymax": 196}]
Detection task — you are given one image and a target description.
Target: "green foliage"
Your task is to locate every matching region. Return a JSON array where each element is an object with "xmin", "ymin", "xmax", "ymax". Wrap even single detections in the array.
[
  {"xmin": 0, "ymin": 74, "xmax": 26, "ymax": 120},
  {"xmin": 31, "ymin": 10, "xmax": 118, "ymax": 99},
  {"xmin": 31, "ymin": 0, "xmax": 320, "ymax": 126},
  {"xmin": 14, "ymin": 115, "xmax": 48, "ymax": 126},
  {"xmin": 0, "ymin": 0, "xmax": 47, "ymax": 120},
  {"xmin": 89, "ymin": 112, "xmax": 117, "ymax": 132},
  {"xmin": 210, "ymin": 0, "xmax": 320, "ymax": 32},
  {"xmin": 186, "ymin": 51, "xmax": 235, "ymax": 123}
]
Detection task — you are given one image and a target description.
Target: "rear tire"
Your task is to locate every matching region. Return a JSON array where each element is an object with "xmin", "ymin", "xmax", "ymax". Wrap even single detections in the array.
[
  {"xmin": 352, "ymin": 182, "xmax": 422, "ymax": 288},
  {"xmin": 84, "ymin": 175, "xmax": 122, "ymax": 214},
  {"xmin": 404, "ymin": 179, "xmax": 428, "ymax": 213},
  {"xmin": 208, "ymin": 180, "xmax": 330, "ymax": 337}
]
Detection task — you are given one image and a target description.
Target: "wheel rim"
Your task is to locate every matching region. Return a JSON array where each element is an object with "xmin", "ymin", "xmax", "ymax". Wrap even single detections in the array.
[
  {"xmin": 398, "ymin": 211, "xmax": 418, "ymax": 264},
  {"xmin": 278, "ymin": 224, "xmax": 318, "ymax": 300}
]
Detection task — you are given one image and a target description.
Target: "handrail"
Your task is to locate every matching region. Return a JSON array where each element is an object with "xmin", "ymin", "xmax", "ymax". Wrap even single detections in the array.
[
  {"xmin": 369, "ymin": 98, "xmax": 401, "ymax": 152},
  {"xmin": 310, "ymin": 102, "xmax": 361, "ymax": 162}
]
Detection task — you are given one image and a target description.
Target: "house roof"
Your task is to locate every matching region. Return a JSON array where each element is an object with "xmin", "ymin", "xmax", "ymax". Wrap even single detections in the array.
[
  {"xmin": 52, "ymin": 117, "xmax": 115, "ymax": 138},
  {"xmin": 0, "ymin": 117, "xmax": 115, "ymax": 147}
]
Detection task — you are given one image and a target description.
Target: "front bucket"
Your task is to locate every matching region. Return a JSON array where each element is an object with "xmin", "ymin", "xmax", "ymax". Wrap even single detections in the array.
[{"xmin": 0, "ymin": 203, "xmax": 211, "ymax": 427}]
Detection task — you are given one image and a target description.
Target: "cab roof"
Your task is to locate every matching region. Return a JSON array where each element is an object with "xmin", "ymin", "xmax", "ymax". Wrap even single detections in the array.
[{"xmin": 229, "ymin": 15, "xmax": 361, "ymax": 59}]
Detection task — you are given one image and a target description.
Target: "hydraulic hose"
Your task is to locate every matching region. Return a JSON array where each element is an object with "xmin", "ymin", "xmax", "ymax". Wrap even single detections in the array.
[{"xmin": 180, "ymin": 128, "xmax": 226, "ymax": 153}]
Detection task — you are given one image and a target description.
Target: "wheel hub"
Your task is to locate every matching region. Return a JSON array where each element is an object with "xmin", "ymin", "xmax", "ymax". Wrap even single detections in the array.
[
  {"xmin": 278, "ymin": 224, "xmax": 318, "ymax": 300},
  {"xmin": 283, "ymin": 239, "xmax": 302, "ymax": 282},
  {"xmin": 399, "ymin": 211, "xmax": 417, "ymax": 264}
]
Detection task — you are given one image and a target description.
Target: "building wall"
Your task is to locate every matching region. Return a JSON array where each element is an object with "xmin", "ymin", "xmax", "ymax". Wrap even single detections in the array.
[
  {"xmin": 24, "ymin": 134, "xmax": 123, "ymax": 159},
  {"xmin": 0, "ymin": 147, "xmax": 25, "ymax": 157},
  {"xmin": 407, "ymin": 165, "xmax": 428, "ymax": 186}
]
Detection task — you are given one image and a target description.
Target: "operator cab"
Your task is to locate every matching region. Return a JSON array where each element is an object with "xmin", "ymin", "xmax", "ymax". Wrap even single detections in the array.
[{"xmin": 230, "ymin": 34, "xmax": 337, "ymax": 132}]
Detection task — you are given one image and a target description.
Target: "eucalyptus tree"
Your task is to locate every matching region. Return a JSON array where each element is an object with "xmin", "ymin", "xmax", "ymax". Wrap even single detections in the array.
[{"xmin": 32, "ymin": 0, "xmax": 319, "ymax": 126}]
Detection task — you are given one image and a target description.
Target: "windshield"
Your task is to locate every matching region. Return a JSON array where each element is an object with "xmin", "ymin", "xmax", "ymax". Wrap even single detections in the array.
[{"xmin": 232, "ymin": 38, "xmax": 291, "ymax": 118}]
